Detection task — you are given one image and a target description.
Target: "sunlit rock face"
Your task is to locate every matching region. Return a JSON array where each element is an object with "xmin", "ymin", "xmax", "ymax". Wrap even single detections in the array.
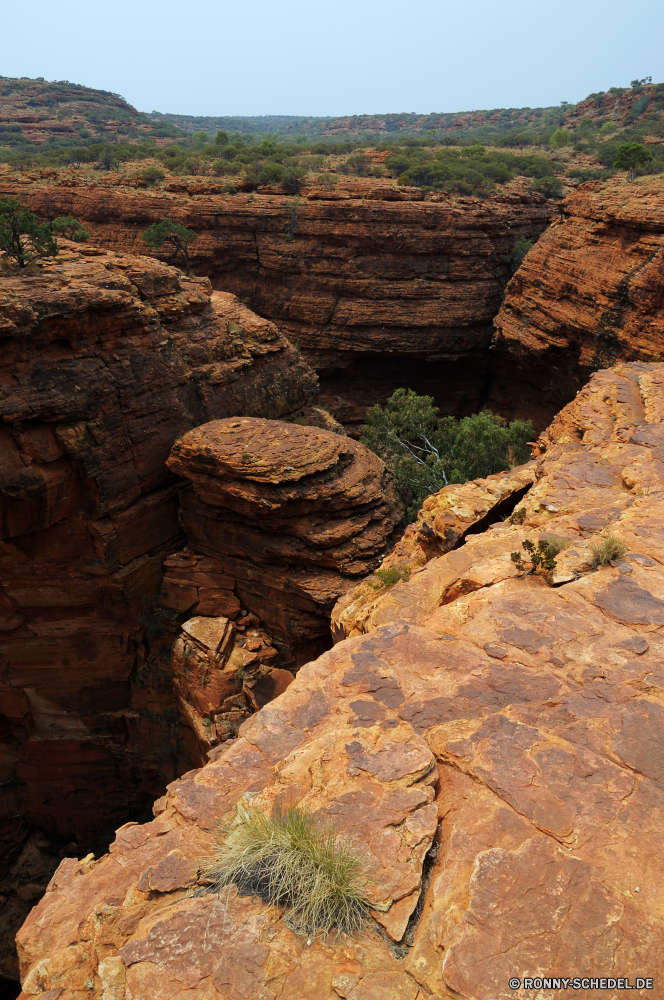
[
  {"xmin": 16, "ymin": 362, "xmax": 664, "ymax": 998},
  {"xmin": 493, "ymin": 176, "xmax": 664, "ymax": 420}
]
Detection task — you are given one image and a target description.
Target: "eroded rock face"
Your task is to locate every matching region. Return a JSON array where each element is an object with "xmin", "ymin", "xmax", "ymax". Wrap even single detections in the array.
[
  {"xmin": 167, "ymin": 417, "xmax": 403, "ymax": 667},
  {"xmin": 492, "ymin": 177, "xmax": 664, "ymax": 421},
  {"xmin": 170, "ymin": 613, "xmax": 293, "ymax": 752},
  {"xmin": 0, "ymin": 244, "xmax": 316, "ymax": 981},
  {"xmin": 0, "ymin": 174, "xmax": 556, "ymax": 430},
  {"xmin": 17, "ymin": 360, "xmax": 664, "ymax": 997}
]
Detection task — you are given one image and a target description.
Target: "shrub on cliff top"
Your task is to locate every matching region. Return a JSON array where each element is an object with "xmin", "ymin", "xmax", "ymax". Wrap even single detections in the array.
[
  {"xmin": 142, "ymin": 218, "xmax": 197, "ymax": 276},
  {"xmin": 590, "ymin": 534, "xmax": 628, "ymax": 568},
  {"xmin": 613, "ymin": 141, "xmax": 654, "ymax": 180},
  {"xmin": 202, "ymin": 803, "xmax": 370, "ymax": 937},
  {"xmin": 0, "ymin": 197, "xmax": 58, "ymax": 267},
  {"xmin": 361, "ymin": 388, "xmax": 533, "ymax": 520},
  {"xmin": 51, "ymin": 216, "xmax": 89, "ymax": 242}
]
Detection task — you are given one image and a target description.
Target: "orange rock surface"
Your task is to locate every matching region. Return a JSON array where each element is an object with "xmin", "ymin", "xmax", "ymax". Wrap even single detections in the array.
[
  {"xmin": 167, "ymin": 417, "xmax": 403, "ymax": 666},
  {"xmin": 18, "ymin": 361, "xmax": 664, "ymax": 997},
  {"xmin": 0, "ymin": 173, "xmax": 556, "ymax": 429},
  {"xmin": 0, "ymin": 244, "xmax": 316, "ymax": 981},
  {"xmin": 493, "ymin": 177, "xmax": 664, "ymax": 420}
]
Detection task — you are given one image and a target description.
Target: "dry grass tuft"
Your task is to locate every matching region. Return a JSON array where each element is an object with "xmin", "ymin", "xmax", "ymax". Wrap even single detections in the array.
[
  {"xmin": 590, "ymin": 534, "xmax": 628, "ymax": 569},
  {"xmin": 202, "ymin": 803, "xmax": 371, "ymax": 937}
]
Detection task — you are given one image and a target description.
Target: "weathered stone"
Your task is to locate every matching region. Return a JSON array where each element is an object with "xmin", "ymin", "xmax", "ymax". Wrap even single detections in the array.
[
  {"xmin": 0, "ymin": 243, "xmax": 317, "ymax": 982},
  {"xmin": 168, "ymin": 417, "xmax": 403, "ymax": 666},
  {"xmin": 0, "ymin": 174, "xmax": 556, "ymax": 431}
]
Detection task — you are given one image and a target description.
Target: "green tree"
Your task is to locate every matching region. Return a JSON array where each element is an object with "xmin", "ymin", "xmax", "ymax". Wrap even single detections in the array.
[
  {"xmin": 613, "ymin": 141, "xmax": 653, "ymax": 181},
  {"xmin": 361, "ymin": 388, "xmax": 533, "ymax": 520},
  {"xmin": 137, "ymin": 166, "xmax": 165, "ymax": 186},
  {"xmin": 549, "ymin": 129, "xmax": 570, "ymax": 150},
  {"xmin": 530, "ymin": 175, "xmax": 564, "ymax": 199},
  {"xmin": 508, "ymin": 237, "xmax": 533, "ymax": 275},
  {"xmin": 142, "ymin": 219, "xmax": 198, "ymax": 276},
  {"xmin": 51, "ymin": 216, "xmax": 89, "ymax": 242},
  {"xmin": 215, "ymin": 130, "xmax": 229, "ymax": 147},
  {"xmin": 0, "ymin": 198, "xmax": 58, "ymax": 267}
]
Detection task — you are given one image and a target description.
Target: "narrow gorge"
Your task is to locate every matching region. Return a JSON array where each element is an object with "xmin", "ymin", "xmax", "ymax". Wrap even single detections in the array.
[{"xmin": 1, "ymin": 165, "xmax": 664, "ymax": 998}]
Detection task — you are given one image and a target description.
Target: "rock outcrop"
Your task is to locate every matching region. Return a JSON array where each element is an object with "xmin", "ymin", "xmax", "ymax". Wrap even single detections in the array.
[
  {"xmin": 18, "ymin": 361, "xmax": 664, "ymax": 997},
  {"xmin": 0, "ymin": 243, "xmax": 316, "ymax": 982},
  {"xmin": 166, "ymin": 417, "xmax": 403, "ymax": 667},
  {"xmin": 0, "ymin": 173, "xmax": 556, "ymax": 430},
  {"xmin": 492, "ymin": 177, "xmax": 664, "ymax": 422}
]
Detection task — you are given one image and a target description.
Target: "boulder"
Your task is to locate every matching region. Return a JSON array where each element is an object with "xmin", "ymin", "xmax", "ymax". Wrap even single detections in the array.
[{"xmin": 167, "ymin": 417, "xmax": 403, "ymax": 666}]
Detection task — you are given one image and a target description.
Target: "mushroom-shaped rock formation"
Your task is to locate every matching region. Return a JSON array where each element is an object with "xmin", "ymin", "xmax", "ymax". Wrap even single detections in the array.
[{"xmin": 167, "ymin": 417, "xmax": 403, "ymax": 666}]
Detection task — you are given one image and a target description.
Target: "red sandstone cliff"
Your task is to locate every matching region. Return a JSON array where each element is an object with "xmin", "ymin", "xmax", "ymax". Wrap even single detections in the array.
[
  {"xmin": 0, "ymin": 172, "xmax": 556, "ymax": 430},
  {"xmin": 0, "ymin": 243, "xmax": 316, "ymax": 982},
  {"xmin": 17, "ymin": 361, "xmax": 664, "ymax": 998},
  {"xmin": 492, "ymin": 176, "xmax": 664, "ymax": 414}
]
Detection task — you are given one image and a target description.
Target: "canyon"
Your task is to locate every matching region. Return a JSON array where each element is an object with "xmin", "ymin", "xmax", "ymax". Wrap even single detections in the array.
[
  {"xmin": 0, "ymin": 243, "xmax": 321, "ymax": 984},
  {"xmin": 0, "ymin": 172, "xmax": 559, "ymax": 431},
  {"xmin": 2, "ymin": 169, "xmax": 664, "ymax": 997},
  {"xmin": 14, "ymin": 360, "xmax": 664, "ymax": 999}
]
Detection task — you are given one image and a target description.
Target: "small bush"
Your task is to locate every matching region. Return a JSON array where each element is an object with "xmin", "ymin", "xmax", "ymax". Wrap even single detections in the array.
[
  {"xmin": 549, "ymin": 129, "xmax": 570, "ymax": 149},
  {"xmin": 511, "ymin": 535, "xmax": 569, "ymax": 579},
  {"xmin": 373, "ymin": 566, "xmax": 411, "ymax": 589},
  {"xmin": 590, "ymin": 535, "xmax": 628, "ymax": 568},
  {"xmin": 508, "ymin": 507, "xmax": 527, "ymax": 525},
  {"xmin": 139, "ymin": 166, "xmax": 165, "ymax": 185},
  {"xmin": 530, "ymin": 176, "xmax": 564, "ymax": 199},
  {"xmin": 202, "ymin": 803, "xmax": 370, "ymax": 937}
]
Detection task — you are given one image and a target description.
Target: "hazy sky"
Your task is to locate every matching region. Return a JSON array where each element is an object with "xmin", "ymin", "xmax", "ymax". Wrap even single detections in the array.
[{"xmin": 4, "ymin": 0, "xmax": 663, "ymax": 117}]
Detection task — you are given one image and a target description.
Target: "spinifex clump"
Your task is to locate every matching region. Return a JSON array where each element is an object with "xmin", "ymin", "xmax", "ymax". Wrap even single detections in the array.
[{"xmin": 202, "ymin": 803, "xmax": 371, "ymax": 936}]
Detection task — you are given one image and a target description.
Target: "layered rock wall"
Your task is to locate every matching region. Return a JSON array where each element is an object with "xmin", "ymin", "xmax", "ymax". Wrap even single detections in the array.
[
  {"xmin": 0, "ymin": 174, "xmax": 556, "ymax": 429},
  {"xmin": 0, "ymin": 244, "xmax": 316, "ymax": 981},
  {"xmin": 493, "ymin": 177, "xmax": 664, "ymax": 415},
  {"xmin": 166, "ymin": 417, "xmax": 403, "ymax": 667},
  {"xmin": 17, "ymin": 361, "xmax": 664, "ymax": 998}
]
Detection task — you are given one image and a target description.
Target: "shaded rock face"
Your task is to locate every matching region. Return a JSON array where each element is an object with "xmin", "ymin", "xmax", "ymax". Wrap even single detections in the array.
[
  {"xmin": 493, "ymin": 178, "xmax": 664, "ymax": 424},
  {"xmin": 18, "ymin": 361, "xmax": 664, "ymax": 997},
  {"xmin": 0, "ymin": 176, "xmax": 556, "ymax": 430},
  {"xmin": 170, "ymin": 614, "xmax": 293, "ymax": 752},
  {"xmin": 0, "ymin": 245, "xmax": 316, "ymax": 981},
  {"xmin": 167, "ymin": 417, "xmax": 403, "ymax": 667}
]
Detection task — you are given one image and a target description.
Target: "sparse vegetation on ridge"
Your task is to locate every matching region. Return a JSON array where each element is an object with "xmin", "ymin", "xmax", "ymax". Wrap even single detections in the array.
[{"xmin": 202, "ymin": 803, "xmax": 371, "ymax": 937}]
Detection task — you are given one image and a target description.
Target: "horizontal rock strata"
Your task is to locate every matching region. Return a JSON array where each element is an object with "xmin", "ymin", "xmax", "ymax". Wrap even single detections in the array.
[
  {"xmin": 0, "ymin": 244, "xmax": 316, "ymax": 981},
  {"xmin": 492, "ymin": 177, "xmax": 664, "ymax": 420},
  {"xmin": 16, "ymin": 361, "xmax": 664, "ymax": 997},
  {"xmin": 0, "ymin": 173, "xmax": 557, "ymax": 429},
  {"xmin": 167, "ymin": 417, "xmax": 403, "ymax": 666}
]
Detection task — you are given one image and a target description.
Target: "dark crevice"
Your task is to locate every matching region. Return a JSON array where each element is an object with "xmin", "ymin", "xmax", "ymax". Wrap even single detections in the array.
[
  {"xmin": 454, "ymin": 480, "xmax": 533, "ymax": 549},
  {"xmin": 391, "ymin": 835, "xmax": 441, "ymax": 959}
]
